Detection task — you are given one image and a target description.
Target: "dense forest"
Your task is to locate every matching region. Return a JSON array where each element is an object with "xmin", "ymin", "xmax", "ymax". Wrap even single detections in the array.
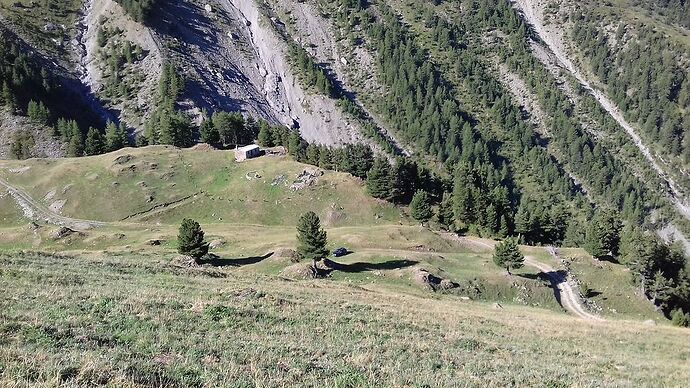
[
  {"xmin": 572, "ymin": 8, "xmax": 690, "ymax": 162},
  {"xmin": 319, "ymin": 0, "xmax": 689, "ymax": 317},
  {"xmin": 326, "ymin": 0, "xmax": 655, "ymax": 245}
]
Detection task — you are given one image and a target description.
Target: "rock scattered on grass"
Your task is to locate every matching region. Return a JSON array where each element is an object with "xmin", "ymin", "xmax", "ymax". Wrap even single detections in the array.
[
  {"xmin": 50, "ymin": 227, "xmax": 84, "ymax": 240},
  {"xmin": 413, "ymin": 268, "xmax": 457, "ymax": 292}
]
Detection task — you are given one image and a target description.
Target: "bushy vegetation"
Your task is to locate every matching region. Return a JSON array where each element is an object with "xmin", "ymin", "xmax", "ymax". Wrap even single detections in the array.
[
  {"xmin": 114, "ymin": 0, "xmax": 158, "ymax": 22},
  {"xmin": 0, "ymin": 31, "xmax": 113, "ymax": 157},
  {"xmin": 143, "ymin": 64, "xmax": 193, "ymax": 147},
  {"xmin": 96, "ymin": 24, "xmax": 146, "ymax": 104},
  {"xmin": 288, "ymin": 45, "xmax": 337, "ymax": 98},
  {"xmin": 10, "ymin": 131, "xmax": 34, "ymax": 160},
  {"xmin": 634, "ymin": 0, "xmax": 690, "ymax": 28},
  {"xmin": 621, "ymin": 228, "xmax": 690, "ymax": 317}
]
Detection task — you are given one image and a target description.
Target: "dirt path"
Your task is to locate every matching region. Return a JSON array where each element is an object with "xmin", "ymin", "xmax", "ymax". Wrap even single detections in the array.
[
  {"xmin": 0, "ymin": 177, "xmax": 106, "ymax": 230},
  {"xmin": 437, "ymin": 233, "xmax": 602, "ymax": 321},
  {"xmin": 526, "ymin": 248, "xmax": 603, "ymax": 322},
  {"xmin": 512, "ymin": 0, "xmax": 690, "ymax": 220}
]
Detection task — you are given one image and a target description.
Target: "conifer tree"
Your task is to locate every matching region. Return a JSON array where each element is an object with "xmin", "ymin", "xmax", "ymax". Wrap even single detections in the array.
[
  {"xmin": 585, "ymin": 210, "xmax": 622, "ymax": 259},
  {"xmin": 85, "ymin": 127, "xmax": 104, "ymax": 156},
  {"xmin": 392, "ymin": 157, "xmax": 418, "ymax": 204},
  {"xmin": 492, "ymin": 238, "xmax": 524, "ymax": 275},
  {"xmin": 318, "ymin": 147, "xmax": 333, "ymax": 170},
  {"xmin": 257, "ymin": 121, "xmax": 273, "ymax": 147},
  {"xmin": 436, "ymin": 192, "xmax": 454, "ymax": 230},
  {"xmin": 296, "ymin": 211, "xmax": 328, "ymax": 267},
  {"xmin": 105, "ymin": 121, "xmax": 125, "ymax": 152},
  {"xmin": 288, "ymin": 131, "xmax": 302, "ymax": 156},
  {"xmin": 1, "ymin": 81, "xmax": 16, "ymax": 112},
  {"xmin": 452, "ymin": 164, "xmax": 474, "ymax": 226},
  {"xmin": 199, "ymin": 116, "xmax": 219, "ymax": 145},
  {"xmin": 177, "ymin": 218, "xmax": 209, "ymax": 263},
  {"xmin": 366, "ymin": 156, "xmax": 393, "ymax": 200},
  {"xmin": 67, "ymin": 130, "xmax": 84, "ymax": 157},
  {"xmin": 410, "ymin": 190, "xmax": 432, "ymax": 224}
]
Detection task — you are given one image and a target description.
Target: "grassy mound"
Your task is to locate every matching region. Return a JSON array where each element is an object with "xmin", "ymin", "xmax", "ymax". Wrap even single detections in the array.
[{"xmin": 0, "ymin": 146, "xmax": 399, "ymax": 225}]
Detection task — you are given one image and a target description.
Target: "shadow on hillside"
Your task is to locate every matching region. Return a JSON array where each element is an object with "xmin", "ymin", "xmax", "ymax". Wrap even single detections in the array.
[
  {"xmin": 516, "ymin": 273, "xmax": 544, "ymax": 281},
  {"xmin": 204, "ymin": 252, "xmax": 274, "ymax": 267},
  {"xmin": 596, "ymin": 255, "xmax": 620, "ymax": 264},
  {"xmin": 323, "ymin": 258, "xmax": 418, "ymax": 273},
  {"xmin": 531, "ymin": 269, "xmax": 569, "ymax": 308}
]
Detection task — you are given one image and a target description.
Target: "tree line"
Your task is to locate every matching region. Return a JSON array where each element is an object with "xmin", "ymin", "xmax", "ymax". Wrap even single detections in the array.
[{"xmin": 113, "ymin": 0, "xmax": 158, "ymax": 22}]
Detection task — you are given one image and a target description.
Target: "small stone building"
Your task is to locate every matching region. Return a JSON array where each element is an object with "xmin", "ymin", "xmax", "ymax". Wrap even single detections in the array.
[{"xmin": 235, "ymin": 144, "xmax": 261, "ymax": 162}]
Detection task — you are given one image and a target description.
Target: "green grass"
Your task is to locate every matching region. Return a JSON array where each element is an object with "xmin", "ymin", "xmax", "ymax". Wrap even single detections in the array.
[
  {"xmin": 0, "ymin": 146, "xmax": 685, "ymax": 385},
  {"xmin": 562, "ymin": 248, "xmax": 661, "ymax": 320},
  {"xmin": 0, "ymin": 146, "xmax": 664, "ymax": 317},
  {"xmin": 1, "ymin": 251, "xmax": 688, "ymax": 387},
  {"xmin": 0, "ymin": 193, "xmax": 24, "ymax": 227},
  {"xmin": 0, "ymin": 146, "xmax": 399, "ymax": 226}
]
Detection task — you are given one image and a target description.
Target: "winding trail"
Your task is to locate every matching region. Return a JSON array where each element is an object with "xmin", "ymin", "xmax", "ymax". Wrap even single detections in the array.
[
  {"xmin": 437, "ymin": 233, "xmax": 602, "ymax": 321},
  {"xmin": 0, "ymin": 177, "xmax": 106, "ymax": 230},
  {"xmin": 527, "ymin": 248, "xmax": 603, "ymax": 322},
  {"xmin": 512, "ymin": 0, "xmax": 690, "ymax": 220}
]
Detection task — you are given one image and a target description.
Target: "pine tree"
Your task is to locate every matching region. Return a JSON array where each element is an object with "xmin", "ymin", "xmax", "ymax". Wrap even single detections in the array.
[
  {"xmin": 452, "ymin": 163, "xmax": 474, "ymax": 226},
  {"xmin": 199, "ymin": 117, "xmax": 219, "ymax": 144},
  {"xmin": 1, "ymin": 81, "xmax": 16, "ymax": 112},
  {"xmin": 105, "ymin": 121, "xmax": 124, "ymax": 152},
  {"xmin": 492, "ymin": 238, "xmax": 524, "ymax": 275},
  {"xmin": 257, "ymin": 121, "xmax": 273, "ymax": 147},
  {"xmin": 366, "ymin": 156, "xmax": 393, "ymax": 200},
  {"xmin": 177, "ymin": 218, "xmax": 209, "ymax": 263},
  {"xmin": 392, "ymin": 157, "xmax": 418, "ymax": 204},
  {"xmin": 585, "ymin": 210, "xmax": 622, "ymax": 259},
  {"xmin": 157, "ymin": 113, "xmax": 174, "ymax": 145},
  {"xmin": 436, "ymin": 192, "xmax": 454, "ymax": 230},
  {"xmin": 84, "ymin": 127, "xmax": 104, "ymax": 156},
  {"xmin": 513, "ymin": 205, "xmax": 532, "ymax": 243},
  {"xmin": 171, "ymin": 112, "xmax": 193, "ymax": 147},
  {"xmin": 288, "ymin": 131, "xmax": 302, "ymax": 156},
  {"xmin": 67, "ymin": 131, "xmax": 84, "ymax": 157},
  {"xmin": 485, "ymin": 204, "xmax": 498, "ymax": 234},
  {"xmin": 296, "ymin": 211, "xmax": 328, "ymax": 266},
  {"xmin": 671, "ymin": 309, "xmax": 690, "ymax": 327},
  {"xmin": 318, "ymin": 147, "xmax": 333, "ymax": 170},
  {"xmin": 410, "ymin": 190, "xmax": 432, "ymax": 224},
  {"xmin": 245, "ymin": 115, "xmax": 258, "ymax": 141},
  {"xmin": 305, "ymin": 144, "xmax": 320, "ymax": 165}
]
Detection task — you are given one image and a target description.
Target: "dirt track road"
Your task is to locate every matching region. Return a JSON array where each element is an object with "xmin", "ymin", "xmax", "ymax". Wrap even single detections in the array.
[
  {"xmin": 526, "ymin": 248, "xmax": 603, "ymax": 322},
  {"xmin": 439, "ymin": 233, "xmax": 603, "ymax": 321},
  {"xmin": 0, "ymin": 176, "xmax": 106, "ymax": 230}
]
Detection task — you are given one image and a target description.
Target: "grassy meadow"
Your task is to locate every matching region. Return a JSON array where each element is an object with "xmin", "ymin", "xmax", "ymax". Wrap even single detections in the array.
[
  {"xmin": 0, "ymin": 146, "xmax": 688, "ymax": 386},
  {"xmin": 1, "ymin": 251, "xmax": 689, "ymax": 387}
]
